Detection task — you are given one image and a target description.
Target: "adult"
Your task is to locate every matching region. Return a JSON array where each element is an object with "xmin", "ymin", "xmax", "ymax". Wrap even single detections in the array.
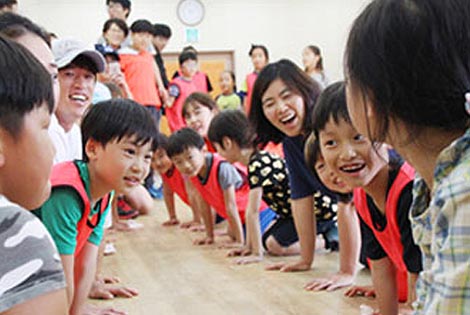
[{"xmin": 249, "ymin": 59, "xmax": 360, "ymax": 291}]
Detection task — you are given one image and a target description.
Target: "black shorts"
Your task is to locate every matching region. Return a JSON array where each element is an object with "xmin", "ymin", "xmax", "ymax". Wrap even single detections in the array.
[{"xmin": 262, "ymin": 217, "xmax": 298, "ymax": 250}]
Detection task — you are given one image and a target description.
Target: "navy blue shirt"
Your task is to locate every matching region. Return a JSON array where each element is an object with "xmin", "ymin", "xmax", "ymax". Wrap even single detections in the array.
[{"xmin": 283, "ymin": 136, "xmax": 337, "ymax": 222}]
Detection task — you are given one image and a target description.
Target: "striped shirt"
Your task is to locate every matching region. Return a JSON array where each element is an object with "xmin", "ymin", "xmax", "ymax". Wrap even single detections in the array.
[{"xmin": 410, "ymin": 128, "xmax": 470, "ymax": 314}]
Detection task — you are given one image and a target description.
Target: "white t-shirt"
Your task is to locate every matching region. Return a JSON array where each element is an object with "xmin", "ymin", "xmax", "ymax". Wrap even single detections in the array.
[{"xmin": 48, "ymin": 114, "xmax": 82, "ymax": 165}]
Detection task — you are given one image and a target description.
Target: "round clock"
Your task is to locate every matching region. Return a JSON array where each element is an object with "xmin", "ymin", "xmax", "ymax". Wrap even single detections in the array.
[{"xmin": 177, "ymin": 0, "xmax": 205, "ymax": 26}]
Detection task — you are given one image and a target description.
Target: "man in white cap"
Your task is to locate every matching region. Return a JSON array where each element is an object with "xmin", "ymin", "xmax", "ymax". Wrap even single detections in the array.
[{"xmin": 49, "ymin": 38, "xmax": 105, "ymax": 164}]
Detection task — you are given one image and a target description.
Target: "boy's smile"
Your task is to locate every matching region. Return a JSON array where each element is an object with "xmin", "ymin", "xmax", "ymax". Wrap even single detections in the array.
[
  {"xmin": 152, "ymin": 148, "xmax": 173, "ymax": 175},
  {"xmin": 88, "ymin": 135, "xmax": 153, "ymax": 196},
  {"xmin": 319, "ymin": 117, "xmax": 386, "ymax": 189}
]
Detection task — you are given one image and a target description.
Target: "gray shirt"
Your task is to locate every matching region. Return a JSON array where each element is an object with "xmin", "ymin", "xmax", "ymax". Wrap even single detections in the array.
[
  {"xmin": 198, "ymin": 153, "xmax": 243, "ymax": 190},
  {"xmin": 0, "ymin": 196, "xmax": 65, "ymax": 312}
]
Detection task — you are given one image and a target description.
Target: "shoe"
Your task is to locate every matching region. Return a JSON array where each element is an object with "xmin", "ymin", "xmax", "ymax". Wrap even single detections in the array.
[{"xmin": 117, "ymin": 198, "xmax": 139, "ymax": 220}]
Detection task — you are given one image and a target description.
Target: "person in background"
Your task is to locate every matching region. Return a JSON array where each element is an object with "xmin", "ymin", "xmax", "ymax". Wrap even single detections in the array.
[
  {"xmin": 215, "ymin": 70, "xmax": 242, "ymax": 111},
  {"xmin": 302, "ymin": 45, "xmax": 329, "ymax": 90},
  {"xmin": 106, "ymin": 0, "xmax": 131, "ymax": 20},
  {"xmin": 152, "ymin": 23, "xmax": 172, "ymax": 90},
  {"xmin": 100, "ymin": 18, "xmax": 128, "ymax": 50},
  {"xmin": 241, "ymin": 44, "xmax": 269, "ymax": 113},
  {"xmin": 0, "ymin": 0, "xmax": 17, "ymax": 13}
]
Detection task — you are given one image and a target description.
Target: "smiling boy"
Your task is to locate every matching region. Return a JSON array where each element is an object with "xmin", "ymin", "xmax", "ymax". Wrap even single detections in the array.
[{"xmin": 34, "ymin": 99, "xmax": 158, "ymax": 315}]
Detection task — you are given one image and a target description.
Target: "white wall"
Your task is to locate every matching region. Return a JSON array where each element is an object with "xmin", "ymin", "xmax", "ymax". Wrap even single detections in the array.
[{"xmin": 19, "ymin": 0, "xmax": 369, "ymax": 86}]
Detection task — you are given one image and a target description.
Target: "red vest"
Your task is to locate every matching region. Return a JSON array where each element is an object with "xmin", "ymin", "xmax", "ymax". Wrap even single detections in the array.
[
  {"xmin": 193, "ymin": 71, "xmax": 209, "ymax": 92},
  {"xmin": 162, "ymin": 166, "xmax": 189, "ymax": 205},
  {"xmin": 50, "ymin": 162, "xmax": 111, "ymax": 257},
  {"xmin": 353, "ymin": 162, "xmax": 415, "ymax": 302},
  {"xmin": 190, "ymin": 153, "xmax": 267, "ymax": 223},
  {"xmin": 204, "ymin": 137, "xmax": 216, "ymax": 153},
  {"xmin": 244, "ymin": 72, "xmax": 258, "ymax": 114},
  {"xmin": 167, "ymin": 77, "xmax": 197, "ymax": 132}
]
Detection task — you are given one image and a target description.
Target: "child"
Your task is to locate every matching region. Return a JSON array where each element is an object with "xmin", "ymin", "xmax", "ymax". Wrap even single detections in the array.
[
  {"xmin": 34, "ymin": 99, "xmax": 158, "ymax": 315},
  {"xmin": 166, "ymin": 51, "xmax": 198, "ymax": 132},
  {"xmin": 119, "ymin": 19, "xmax": 165, "ymax": 128},
  {"xmin": 241, "ymin": 44, "xmax": 269, "ymax": 113},
  {"xmin": 0, "ymin": 35, "xmax": 67, "ymax": 315},
  {"xmin": 172, "ymin": 46, "xmax": 213, "ymax": 93},
  {"xmin": 215, "ymin": 71, "xmax": 242, "ymax": 111},
  {"xmin": 152, "ymin": 133, "xmax": 199, "ymax": 227},
  {"xmin": 311, "ymin": 82, "xmax": 422, "ymax": 314},
  {"xmin": 302, "ymin": 45, "xmax": 329, "ymax": 90},
  {"xmin": 345, "ymin": 1, "xmax": 470, "ymax": 313},
  {"xmin": 182, "ymin": 92, "xmax": 219, "ymax": 152},
  {"xmin": 208, "ymin": 110, "xmax": 298, "ymax": 264},
  {"xmin": 167, "ymin": 128, "xmax": 271, "ymax": 246}
]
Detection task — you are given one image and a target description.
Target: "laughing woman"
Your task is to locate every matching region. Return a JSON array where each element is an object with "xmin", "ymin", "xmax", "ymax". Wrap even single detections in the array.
[{"xmin": 249, "ymin": 59, "xmax": 361, "ymax": 291}]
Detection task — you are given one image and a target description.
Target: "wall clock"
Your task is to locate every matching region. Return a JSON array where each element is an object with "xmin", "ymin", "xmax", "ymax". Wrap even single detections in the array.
[{"xmin": 177, "ymin": 0, "xmax": 205, "ymax": 26}]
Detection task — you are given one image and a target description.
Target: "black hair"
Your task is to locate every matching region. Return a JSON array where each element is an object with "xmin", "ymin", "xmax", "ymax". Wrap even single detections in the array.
[
  {"xmin": 0, "ymin": 0, "xmax": 16, "ymax": 10},
  {"xmin": 208, "ymin": 110, "xmax": 255, "ymax": 150},
  {"xmin": 130, "ymin": 19, "xmax": 153, "ymax": 34},
  {"xmin": 311, "ymin": 82, "xmax": 350, "ymax": 136},
  {"xmin": 345, "ymin": 0, "xmax": 470, "ymax": 143},
  {"xmin": 249, "ymin": 59, "xmax": 321, "ymax": 146},
  {"xmin": 152, "ymin": 23, "xmax": 172, "ymax": 38},
  {"xmin": 63, "ymin": 54, "xmax": 99, "ymax": 75},
  {"xmin": 102, "ymin": 18, "xmax": 129, "ymax": 37},
  {"xmin": 305, "ymin": 45, "xmax": 323, "ymax": 71},
  {"xmin": 221, "ymin": 70, "xmax": 237, "ymax": 92},
  {"xmin": 81, "ymin": 99, "xmax": 159, "ymax": 161},
  {"xmin": 155, "ymin": 132, "xmax": 169, "ymax": 151},
  {"xmin": 249, "ymin": 44, "xmax": 269, "ymax": 60},
  {"xmin": 304, "ymin": 132, "xmax": 321, "ymax": 175},
  {"xmin": 0, "ymin": 12, "xmax": 50, "ymax": 47},
  {"xmin": 182, "ymin": 45, "xmax": 197, "ymax": 55},
  {"xmin": 106, "ymin": 0, "xmax": 131, "ymax": 16},
  {"xmin": 182, "ymin": 92, "xmax": 217, "ymax": 118},
  {"xmin": 0, "ymin": 35, "xmax": 54, "ymax": 138},
  {"xmin": 166, "ymin": 127, "xmax": 205, "ymax": 158},
  {"xmin": 178, "ymin": 51, "xmax": 197, "ymax": 66}
]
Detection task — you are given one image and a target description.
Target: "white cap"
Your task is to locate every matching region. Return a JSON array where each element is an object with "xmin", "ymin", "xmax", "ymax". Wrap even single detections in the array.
[{"xmin": 52, "ymin": 38, "xmax": 106, "ymax": 73}]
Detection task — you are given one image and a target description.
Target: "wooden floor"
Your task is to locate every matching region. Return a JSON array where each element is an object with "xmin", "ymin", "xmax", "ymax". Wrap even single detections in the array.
[{"xmin": 94, "ymin": 198, "xmax": 378, "ymax": 315}]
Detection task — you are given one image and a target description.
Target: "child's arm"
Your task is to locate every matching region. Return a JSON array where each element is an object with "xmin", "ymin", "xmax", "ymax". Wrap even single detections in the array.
[
  {"xmin": 2, "ymin": 290, "xmax": 68, "ymax": 315},
  {"xmin": 266, "ymin": 196, "xmax": 315, "ymax": 272},
  {"xmin": 193, "ymin": 194, "xmax": 214, "ymax": 245},
  {"xmin": 370, "ymin": 257, "xmax": 398, "ymax": 315},
  {"xmin": 152, "ymin": 59, "xmax": 168, "ymax": 103},
  {"xmin": 222, "ymin": 185, "xmax": 244, "ymax": 244},
  {"xmin": 304, "ymin": 200, "xmax": 360, "ymax": 291},
  {"xmin": 69, "ymin": 243, "xmax": 99, "ymax": 315},
  {"xmin": 162, "ymin": 180, "xmax": 179, "ymax": 226},
  {"xmin": 229, "ymin": 187, "xmax": 264, "ymax": 264}
]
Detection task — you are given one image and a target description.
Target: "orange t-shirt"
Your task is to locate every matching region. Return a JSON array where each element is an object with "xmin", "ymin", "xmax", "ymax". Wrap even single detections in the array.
[{"xmin": 119, "ymin": 48, "xmax": 161, "ymax": 108}]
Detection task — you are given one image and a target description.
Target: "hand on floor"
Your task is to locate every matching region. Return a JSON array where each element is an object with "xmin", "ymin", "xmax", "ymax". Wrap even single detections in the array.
[
  {"xmin": 265, "ymin": 259, "xmax": 311, "ymax": 272},
  {"xmin": 304, "ymin": 271, "xmax": 355, "ymax": 291},
  {"xmin": 82, "ymin": 303, "xmax": 128, "ymax": 315},
  {"xmin": 89, "ymin": 279, "xmax": 139, "ymax": 300},
  {"xmin": 344, "ymin": 285, "xmax": 376, "ymax": 298}
]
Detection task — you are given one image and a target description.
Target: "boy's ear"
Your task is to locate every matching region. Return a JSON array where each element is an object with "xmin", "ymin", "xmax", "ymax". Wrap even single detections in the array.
[
  {"xmin": 0, "ymin": 131, "xmax": 7, "ymax": 168},
  {"xmin": 222, "ymin": 137, "xmax": 232, "ymax": 149},
  {"xmin": 84, "ymin": 138, "xmax": 100, "ymax": 161}
]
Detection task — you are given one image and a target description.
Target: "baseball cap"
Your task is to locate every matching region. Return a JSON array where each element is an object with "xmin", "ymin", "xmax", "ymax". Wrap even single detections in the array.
[{"xmin": 52, "ymin": 38, "xmax": 106, "ymax": 72}]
